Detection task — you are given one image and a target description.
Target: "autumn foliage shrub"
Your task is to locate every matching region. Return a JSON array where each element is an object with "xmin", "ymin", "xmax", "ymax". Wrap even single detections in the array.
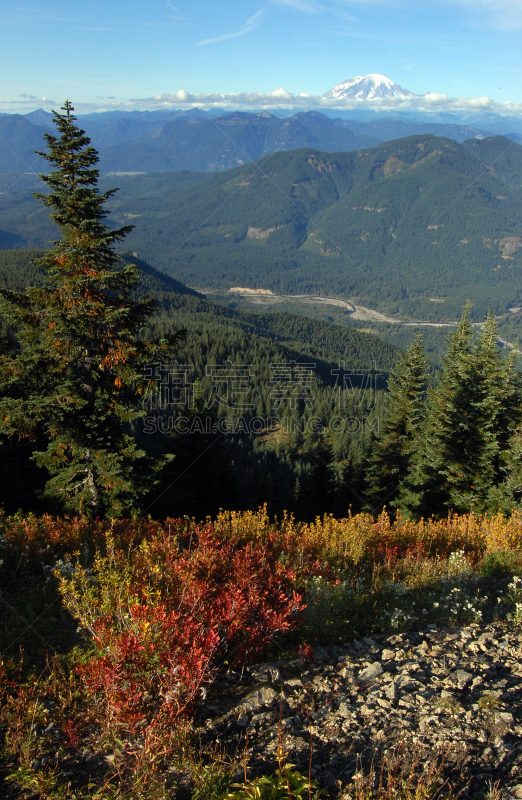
[
  {"xmin": 4, "ymin": 506, "xmax": 521, "ymax": 592},
  {"xmin": 210, "ymin": 506, "xmax": 522, "ymax": 574},
  {"xmin": 1, "ymin": 520, "xmax": 304, "ymax": 796},
  {"xmin": 57, "ymin": 524, "xmax": 304, "ymax": 735},
  {"xmin": 0, "ymin": 513, "xmax": 170, "ymax": 590}
]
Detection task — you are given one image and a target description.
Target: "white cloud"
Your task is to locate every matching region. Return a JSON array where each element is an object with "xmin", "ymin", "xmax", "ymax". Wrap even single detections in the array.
[
  {"xmin": 129, "ymin": 88, "xmax": 522, "ymax": 115},
  {"xmin": 196, "ymin": 7, "xmax": 266, "ymax": 45},
  {"xmin": 134, "ymin": 88, "xmax": 300, "ymax": 107},
  {"xmin": 2, "ymin": 95, "xmax": 57, "ymax": 109},
  {"xmin": 4, "ymin": 83, "xmax": 522, "ymax": 117},
  {"xmin": 0, "ymin": 97, "xmax": 114, "ymax": 113}
]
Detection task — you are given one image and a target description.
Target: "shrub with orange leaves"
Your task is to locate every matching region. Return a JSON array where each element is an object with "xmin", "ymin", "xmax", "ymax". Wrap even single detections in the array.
[
  {"xmin": 209, "ymin": 506, "xmax": 522, "ymax": 575},
  {"xmin": 57, "ymin": 523, "xmax": 304, "ymax": 734}
]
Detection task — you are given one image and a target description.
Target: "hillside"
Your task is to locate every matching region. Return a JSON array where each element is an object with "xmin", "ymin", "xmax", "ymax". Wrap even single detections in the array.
[
  {"xmin": 0, "ymin": 249, "xmax": 401, "ymax": 519},
  {"xmin": 98, "ymin": 111, "xmax": 381, "ymax": 172},
  {"xmin": 0, "ymin": 115, "xmax": 49, "ymax": 173},
  {"xmin": 95, "ymin": 135, "xmax": 522, "ymax": 320},
  {"xmin": 3, "ymin": 134, "xmax": 522, "ymax": 321},
  {"xmin": 0, "ymin": 248, "xmax": 400, "ymax": 369}
]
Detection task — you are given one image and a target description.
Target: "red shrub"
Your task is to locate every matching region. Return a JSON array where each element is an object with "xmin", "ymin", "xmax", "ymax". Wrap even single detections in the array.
[
  {"xmin": 60, "ymin": 523, "xmax": 304, "ymax": 734},
  {"xmin": 78, "ymin": 604, "xmax": 221, "ymax": 730}
]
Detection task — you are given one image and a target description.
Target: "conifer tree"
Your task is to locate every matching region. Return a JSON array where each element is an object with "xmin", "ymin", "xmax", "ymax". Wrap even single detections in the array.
[
  {"xmin": 399, "ymin": 309, "xmax": 520, "ymax": 518},
  {"xmin": 0, "ymin": 102, "xmax": 182, "ymax": 516},
  {"xmin": 364, "ymin": 333, "xmax": 429, "ymax": 513}
]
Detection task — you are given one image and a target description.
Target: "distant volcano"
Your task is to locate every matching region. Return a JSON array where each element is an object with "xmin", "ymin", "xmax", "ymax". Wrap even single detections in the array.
[{"xmin": 322, "ymin": 74, "xmax": 417, "ymax": 101}]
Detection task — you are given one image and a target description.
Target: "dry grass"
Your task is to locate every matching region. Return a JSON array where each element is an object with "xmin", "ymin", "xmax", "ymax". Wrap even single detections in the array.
[{"xmin": 342, "ymin": 744, "xmax": 453, "ymax": 800}]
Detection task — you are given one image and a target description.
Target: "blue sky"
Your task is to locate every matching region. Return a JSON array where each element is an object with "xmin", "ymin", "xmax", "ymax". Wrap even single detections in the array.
[{"xmin": 1, "ymin": 0, "xmax": 522, "ymax": 113}]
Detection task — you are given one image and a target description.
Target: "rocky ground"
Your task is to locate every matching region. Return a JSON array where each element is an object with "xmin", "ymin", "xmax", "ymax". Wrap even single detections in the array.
[{"xmin": 195, "ymin": 621, "xmax": 522, "ymax": 798}]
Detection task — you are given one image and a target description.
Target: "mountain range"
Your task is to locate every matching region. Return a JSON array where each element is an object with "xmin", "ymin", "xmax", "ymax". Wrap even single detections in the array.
[
  {"xmin": 0, "ymin": 105, "xmax": 511, "ymax": 175},
  {"xmin": 3, "ymin": 133, "xmax": 522, "ymax": 323}
]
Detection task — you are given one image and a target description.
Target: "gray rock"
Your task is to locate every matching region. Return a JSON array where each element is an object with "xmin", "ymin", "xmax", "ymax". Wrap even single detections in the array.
[
  {"xmin": 395, "ymin": 675, "xmax": 423, "ymax": 693},
  {"xmin": 494, "ymin": 711, "xmax": 514, "ymax": 727},
  {"xmin": 453, "ymin": 669, "xmax": 474, "ymax": 688},
  {"xmin": 358, "ymin": 662, "xmax": 383, "ymax": 684},
  {"xmin": 196, "ymin": 614, "xmax": 522, "ymax": 798},
  {"xmin": 250, "ymin": 711, "xmax": 274, "ymax": 727},
  {"xmin": 313, "ymin": 646, "xmax": 328, "ymax": 662},
  {"xmin": 241, "ymin": 686, "xmax": 278, "ymax": 712},
  {"xmin": 385, "ymin": 678, "xmax": 400, "ymax": 702},
  {"xmin": 284, "ymin": 678, "xmax": 303, "ymax": 694},
  {"xmin": 312, "ymin": 707, "xmax": 330, "ymax": 722},
  {"xmin": 249, "ymin": 663, "xmax": 283, "ymax": 683}
]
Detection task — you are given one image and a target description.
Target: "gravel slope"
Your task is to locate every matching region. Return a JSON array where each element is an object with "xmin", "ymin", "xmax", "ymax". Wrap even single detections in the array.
[{"xmin": 195, "ymin": 621, "xmax": 522, "ymax": 798}]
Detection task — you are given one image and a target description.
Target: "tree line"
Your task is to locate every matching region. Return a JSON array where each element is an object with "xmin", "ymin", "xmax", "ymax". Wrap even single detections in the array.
[{"xmin": 0, "ymin": 104, "xmax": 389, "ymax": 520}]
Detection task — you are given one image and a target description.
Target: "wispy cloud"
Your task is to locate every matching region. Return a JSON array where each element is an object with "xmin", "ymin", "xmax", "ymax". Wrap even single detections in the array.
[
  {"xmin": 196, "ymin": 0, "xmax": 323, "ymax": 46},
  {"xmin": 332, "ymin": 0, "xmax": 522, "ymax": 29},
  {"xmin": 196, "ymin": 7, "xmax": 266, "ymax": 45},
  {"xmin": 273, "ymin": 0, "xmax": 322, "ymax": 11},
  {"xmin": 450, "ymin": 0, "xmax": 522, "ymax": 30}
]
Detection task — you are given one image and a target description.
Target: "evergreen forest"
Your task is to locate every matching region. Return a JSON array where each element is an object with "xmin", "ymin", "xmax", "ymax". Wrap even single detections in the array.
[{"xmin": 1, "ymin": 108, "xmax": 522, "ymax": 522}]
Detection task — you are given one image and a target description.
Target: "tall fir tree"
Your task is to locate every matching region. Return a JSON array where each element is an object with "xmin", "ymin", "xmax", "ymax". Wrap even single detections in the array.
[
  {"xmin": 364, "ymin": 333, "xmax": 429, "ymax": 514},
  {"xmin": 398, "ymin": 309, "xmax": 521, "ymax": 518},
  {"xmin": 0, "ymin": 102, "xmax": 182, "ymax": 517}
]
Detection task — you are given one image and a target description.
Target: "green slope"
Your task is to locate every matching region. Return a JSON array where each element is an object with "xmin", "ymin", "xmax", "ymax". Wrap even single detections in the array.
[
  {"xmin": 462, "ymin": 135, "xmax": 522, "ymax": 190},
  {"xmin": 112, "ymin": 136, "xmax": 522, "ymax": 320},
  {"xmin": 3, "ymin": 134, "xmax": 522, "ymax": 321},
  {"xmin": 0, "ymin": 248, "xmax": 401, "ymax": 374},
  {"xmin": 0, "ymin": 248, "xmax": 403, "ymax": 518}
]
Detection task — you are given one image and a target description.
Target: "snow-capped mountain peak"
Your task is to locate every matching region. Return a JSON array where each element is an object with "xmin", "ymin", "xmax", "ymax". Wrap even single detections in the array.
[{"xmin": 322, "ymin": 74, "xmax": 417, "ymax": 101}]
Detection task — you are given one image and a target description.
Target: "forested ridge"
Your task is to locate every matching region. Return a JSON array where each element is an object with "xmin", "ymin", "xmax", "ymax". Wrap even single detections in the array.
[
  {"xmin": 2, "ymin": 243, "xmax": 521, "ymax": 522},
  {"xmin": 2, "ymin": 134, "xmax": 522, "ymax": 322},
  {"xmin": 0, "ymin": 107, "xmax": 503, "ymax": 175}
]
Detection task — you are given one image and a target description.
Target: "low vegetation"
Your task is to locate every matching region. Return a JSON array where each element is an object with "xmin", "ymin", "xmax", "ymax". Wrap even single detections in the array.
[{"xmin": 1, "ymin": 507, "xmax": 522, "ymax": 798}]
